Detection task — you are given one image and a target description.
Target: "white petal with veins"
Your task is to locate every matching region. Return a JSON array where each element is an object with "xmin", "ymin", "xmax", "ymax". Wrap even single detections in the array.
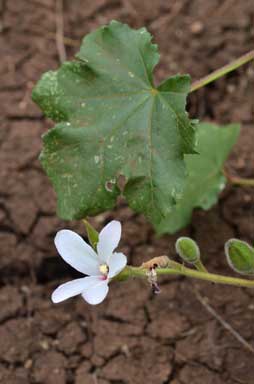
[
  {"xmin": 55, "ymin": 230, "xmax": 99, "ymax": 276},
  {"xmin": 52, "ymin": 277, "xmax": 90, "ymax": 303},
  {"xmin": 108, "ymin": 252, "xmax": 127, "ymax": 278},
  {"xmin": 82, "ymin": 278, "xmax": 109, "ymax": 305},
  {"xmin": 97, "ymin": 220, "xmax": 121, "ymax": 263}
]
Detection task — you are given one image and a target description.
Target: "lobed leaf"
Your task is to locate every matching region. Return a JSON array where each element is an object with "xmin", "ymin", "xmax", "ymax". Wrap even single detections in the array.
[
  {"xmin": 32, "ymin": 21, "xmax": 196, "ymax": 224},
  {"xmin": 156, "ymin": 122, "xmax": 240, "ymax": 234}
]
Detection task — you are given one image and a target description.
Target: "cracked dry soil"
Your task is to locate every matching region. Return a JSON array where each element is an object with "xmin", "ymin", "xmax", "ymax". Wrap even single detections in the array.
[{"xmin": 0, "ymin": 0, "xmax": 254, "ymax": 383}]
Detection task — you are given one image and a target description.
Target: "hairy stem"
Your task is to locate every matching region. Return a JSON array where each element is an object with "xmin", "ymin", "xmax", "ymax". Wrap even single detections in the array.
[
  {"xmin": 190, "ymin": 49, "xmax": 254, "ymax": 92},
  {"xmin": 118, "ymin": 265, "xmax": 254, "ymax": 288}
]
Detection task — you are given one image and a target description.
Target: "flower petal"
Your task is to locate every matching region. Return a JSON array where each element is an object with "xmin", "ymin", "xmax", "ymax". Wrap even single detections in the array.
[
  {"xmin": 82, "ymin": 277, "xmax": 109, "ymax": 305},
  {"xmin": 52, "ymin": 277, "xmax": 90, "ymax": 303},
  {"xmin": 55, "ymin": 230, "xmax": 99, "ymax": 275},
  {"xmin": 108, "ymin": 252, "xmax": 127, "ymax": 278},
  {"xmin": 97, "ymin": 220, "xmax": 121, "ymax": 263}
]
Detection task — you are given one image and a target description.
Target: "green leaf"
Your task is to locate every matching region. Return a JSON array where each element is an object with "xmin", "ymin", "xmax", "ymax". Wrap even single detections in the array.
[
  {"xmin": 175, "ymin": 237, "xmax": 200, "ymax": 264},
  {"xmin": 32, "ymin": 20, "xmax": 196, "ymax": 222},
  {"xmin": 156, "ymin": 122, "xmax": 240, "ymax": 234},
  {"xmin": 83, "ymin": 219, "xmax": 99, "ymax": 249},
  {"xmin": 225, "ymin": 239, "xmax": 254, "ymax": 275}
]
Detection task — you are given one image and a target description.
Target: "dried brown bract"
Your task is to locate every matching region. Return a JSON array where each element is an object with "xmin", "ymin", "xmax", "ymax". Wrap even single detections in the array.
[{"xmin": 141, "ymin": 255, "xmax": 170, "ymax": 270}]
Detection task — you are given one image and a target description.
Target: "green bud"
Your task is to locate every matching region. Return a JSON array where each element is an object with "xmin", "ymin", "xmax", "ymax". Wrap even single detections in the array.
[
  {"xmin": 225, "ymin": 238, "xmax": 254, "ymax": 275},
  {"xmin": 83, "ymin": 219, "xmax": 99, "ymax": 250},
  {"xmin": 175, "ymin": 237, "xmax": 200, "ymax": 264}
]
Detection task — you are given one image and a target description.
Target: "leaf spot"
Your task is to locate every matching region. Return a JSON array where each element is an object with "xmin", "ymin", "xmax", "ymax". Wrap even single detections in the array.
[
  {"xmin": 94, "ymin": 155, "xmax": 100, "ymax": 164},
  {"xmin": 105, "ymin": 180, "xmax": 116, "ymax": 192}
]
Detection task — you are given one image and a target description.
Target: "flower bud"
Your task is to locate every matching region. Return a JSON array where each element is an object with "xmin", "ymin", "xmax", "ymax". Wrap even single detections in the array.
[
  {"xmin": 225, "ymin": 238, "xmax": 254, "ymax": 275},
  {"xmin": 175, "ymin": 237, "xmax": 200, "ymax": 264},
  {"xmin": 83, "ymin": 219, "xmax": 99, "ymax": 249}
]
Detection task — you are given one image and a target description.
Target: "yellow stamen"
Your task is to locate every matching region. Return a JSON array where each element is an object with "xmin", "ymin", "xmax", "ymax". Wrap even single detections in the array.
[{"xmin": 99, "ymin": 264, "xmax": 109, "ymax": 275}]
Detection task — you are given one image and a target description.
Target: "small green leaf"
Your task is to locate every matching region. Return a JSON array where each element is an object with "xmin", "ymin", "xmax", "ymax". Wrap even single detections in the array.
[
  {"xmin": 83, "ymin": 219, "xmax": 99, "ymax": 249},
  {"xmin": 175, "ymin": 237, "xmax": 200, "ymax": 264},
  {"xmin": 32, "ymin": 20, "xmax": 196, "ymax": 224},
  {"xmin": 225, "ymin": 239, "xmax": 254, "ymax": 275},
  {"xmin": 156, "ymin": 122, "xmax": 240, "ymax": 234}
]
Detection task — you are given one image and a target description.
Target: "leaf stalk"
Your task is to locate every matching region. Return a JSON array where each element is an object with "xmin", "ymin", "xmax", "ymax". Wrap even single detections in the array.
[
  {"xmin": 190, "ymin": 49, "xmax": 254, "ymax": 92},
  {"xmin": 226, "ymin": 175, "xmax": 254, "ymax": 187}
]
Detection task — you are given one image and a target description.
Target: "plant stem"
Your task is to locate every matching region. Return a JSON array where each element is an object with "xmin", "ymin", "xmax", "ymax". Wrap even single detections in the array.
[
  {"xmin": 194, "ymin": 259, "xmax": 208, "ymax": 273},
  {"xmin": 226, "ymin": 175, "xmax": 254, "ymax": 187},
  {"xmin": 118, "ymin": 265, "xmax": 254, "ymax": 289},
  {"xmin": 190, "ymin": 49, "xmax": 254, "ymax": 92}
]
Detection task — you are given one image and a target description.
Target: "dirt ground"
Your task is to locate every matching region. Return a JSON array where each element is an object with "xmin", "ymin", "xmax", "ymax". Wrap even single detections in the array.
[{"xmin": 0, "ymin": 0, "xmax": 254, "ymax": 383}]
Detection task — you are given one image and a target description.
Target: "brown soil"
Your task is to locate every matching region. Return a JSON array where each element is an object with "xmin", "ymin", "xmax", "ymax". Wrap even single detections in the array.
[{"xmin": 0, "ymin": 0, "xmax": 254, "ymax": 383}]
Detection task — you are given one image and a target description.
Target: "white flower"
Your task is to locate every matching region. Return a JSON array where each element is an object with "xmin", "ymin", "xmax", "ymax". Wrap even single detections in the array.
[{"xmin": 51, "ymin": 220, "xmax": 127, "ymax": 305}]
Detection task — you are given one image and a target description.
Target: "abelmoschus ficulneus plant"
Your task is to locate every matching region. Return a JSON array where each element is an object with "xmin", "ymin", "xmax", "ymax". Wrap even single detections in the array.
[{"xmin": 32, "ymin": 21, "xmax": 254, "ymax": 303}]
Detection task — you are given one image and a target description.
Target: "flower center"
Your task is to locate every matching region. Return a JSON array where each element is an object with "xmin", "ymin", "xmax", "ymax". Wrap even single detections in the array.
[{"xmin": 99, "ymin": 263, "xmax": 109, "ymax": 276}]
